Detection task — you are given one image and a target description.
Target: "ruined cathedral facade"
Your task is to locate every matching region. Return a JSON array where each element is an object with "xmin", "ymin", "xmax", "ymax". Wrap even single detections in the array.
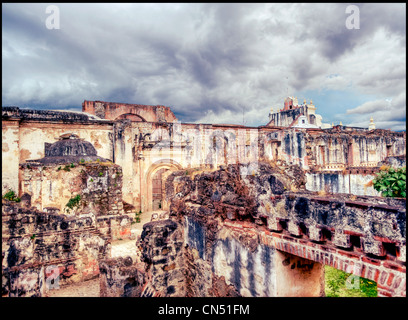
[{"xmin": 2, "ymin": 98, "xmax": 405, "ymax": 213}]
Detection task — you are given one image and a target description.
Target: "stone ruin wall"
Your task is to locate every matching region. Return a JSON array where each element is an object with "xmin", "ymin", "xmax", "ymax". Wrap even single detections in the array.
[
  {"xmin": 19, "ymin": 161, "xmax": 132, "ymax": 241},
  {"xmin": 99, "ymin": 162, "xmax": 405, "ymax": 297},
  {"xmin": 2, "ymin": 162, "xmax": 406, "ymax": 297},
  {"xmin": 2, "ymin": 161, "xmax": 133, "ymax": 297},
  {"xmin": 2, "ymin": 199, "xmax": 110, "ymax": 297},
  {"xmin": 3, "ymin": 158, "xmax": 405, "ymax": 297},
  {"xmin": 82, "ymin": 100, "xmax": 178, "ymax": 123}
]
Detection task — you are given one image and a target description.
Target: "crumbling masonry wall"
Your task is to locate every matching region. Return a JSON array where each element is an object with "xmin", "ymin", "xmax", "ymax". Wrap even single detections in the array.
[
  {"xmin": 2, "ymin": 199, "xmax": 109, "ymax": 297},
  {"xmin": 2, "ymin": 157, "xmax": 134, "ymax": 297},
  {"xmin": 98, "ymin": 162, "xmax": 405, "ymax": 297},
  {"xmin": 99, "ymin": 256, "xmax": 147, "ymax": 297},
  {"xmin": 99, "ymin": 218, "xmax": 242, "ymax": 297},
  {"xmin": 19, "ymin": 161, "xmax": 131, "ymax": 241},
  {"xmin": 82, "ymin": 100, "xmax": 178, "ymax": 123},
  {"xmin": 163, "ymin": 162, "xmax": 406, "ymax": 297}
]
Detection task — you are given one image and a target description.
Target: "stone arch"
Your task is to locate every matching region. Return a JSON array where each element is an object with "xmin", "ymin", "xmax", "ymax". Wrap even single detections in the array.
[
  {"xmin": 145, "ymin": 159, "xmax": 182, "ymax": 212},
  {"xmin": 114, "ymin": 113, "xmax": 147, "ymax": 122}
]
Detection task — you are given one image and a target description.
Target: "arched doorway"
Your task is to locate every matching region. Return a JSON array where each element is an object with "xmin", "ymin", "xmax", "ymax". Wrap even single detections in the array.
[
  {"xmin": 145, "ymin": 160, "xmax": 182, "ymax": 212},
  {"xmin": 152, "ymin": 168, "xmax": 168, "ymax": 210}
]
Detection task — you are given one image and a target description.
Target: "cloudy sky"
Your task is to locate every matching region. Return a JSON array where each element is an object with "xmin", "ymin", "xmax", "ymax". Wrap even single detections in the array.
[{"xmin": 2, "ymin": 3, "xmax": 406, "ymax": 130}]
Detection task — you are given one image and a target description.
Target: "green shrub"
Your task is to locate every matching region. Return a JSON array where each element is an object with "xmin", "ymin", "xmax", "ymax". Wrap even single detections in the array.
[
  {"xmin": 372, "ymin": 166, "xmax": 406, "ymax": 198},
  {"xmin": 135, "ymin": 211, "xmax": 142, "ymax": 223},
  {"xmin": 65, "ymin": 194, "xmax": 81, "ymax": 213},
  {"xmin": 2, "ymin": 189, "xmax": 21, "ymax": 202}
]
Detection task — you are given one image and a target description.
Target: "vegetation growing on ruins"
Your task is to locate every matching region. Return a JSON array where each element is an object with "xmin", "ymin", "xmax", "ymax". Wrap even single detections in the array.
[
  {"xmin": 372, "ymin": 166, "xmax": 406, "ymax": 198},
  {"xmin": 65, "ymin": 194, "xmax": 82, "ymax": 213},
  {"xmin": 2, "ymin": 189, "xmax": 21, "ymax": 202},
  {"xmin": 135, "ymin": 210, "xmax": 142, "ymax": 223},
  {"xmin": 325, "ymin": 266, "xmax": 377, "ymax": 297}
]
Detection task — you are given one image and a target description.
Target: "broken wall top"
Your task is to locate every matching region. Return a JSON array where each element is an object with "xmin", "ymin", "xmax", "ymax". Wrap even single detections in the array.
[{"xmin": 2, "ymin": 106, "xmax": 111, "ymax": 124}]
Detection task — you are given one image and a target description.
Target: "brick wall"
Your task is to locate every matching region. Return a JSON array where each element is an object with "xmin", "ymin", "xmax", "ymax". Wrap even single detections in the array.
[{"xmin": 223, "ymin": 220, "xmax": 405, "ymax": 297}]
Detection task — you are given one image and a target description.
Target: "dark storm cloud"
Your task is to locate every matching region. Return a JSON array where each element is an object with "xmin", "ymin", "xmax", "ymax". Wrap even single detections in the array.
[{"xmin": 2, "ymin": 3, "xmax": 406, "ymax": 130}]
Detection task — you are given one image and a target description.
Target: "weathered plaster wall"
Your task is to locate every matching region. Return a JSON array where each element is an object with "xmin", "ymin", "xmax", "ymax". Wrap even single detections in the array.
[
  {"xmin": 262, "ymin": 128, "xmax": 406, "ymax": 170},
  {"xmin": 19, "ymin": 161, "xmax": 131, "ymax": 241},
  {"xmin": 2, "ymin": 120, "xmax": 20, "ymax": 194},
  {"xmin": 20, "ymin": 162, "xmax": 120, "ymax": 213},
  {"xmin": 306, "ymin": 172, "xmax": 381, "ymax": 196},
  {"xmin": 280, "ymin": 129, "xmax": 307, "ymax": 167},
  {"xmin": 2, "ymin": 105, "xmax": 406, "ymax": 212},
  {"xmin": 18, "ymin": 122, "xmax": 113, "ymax": 164},
  {"xmin": 211, "ymin": 227, "xmax": 277, "ymax": 297},
  {"xmin": 274, "ymin": 250, "xmax": 325, "ymax": 297}
]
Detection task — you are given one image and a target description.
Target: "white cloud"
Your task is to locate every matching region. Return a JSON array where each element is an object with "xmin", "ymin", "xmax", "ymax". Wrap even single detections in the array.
[
  {"xmin": 346, "ymin": 99, "xmax": 389, "ymax": 115},
  {"xmin": 345, "ymin": 91, "xmax": 406, "ymax": 129}
]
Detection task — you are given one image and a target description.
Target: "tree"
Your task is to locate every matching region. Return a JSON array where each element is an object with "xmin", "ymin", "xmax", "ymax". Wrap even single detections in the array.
[{"xmin": 372, "ymin": 166, "xmax": 406, "ymax": 198}]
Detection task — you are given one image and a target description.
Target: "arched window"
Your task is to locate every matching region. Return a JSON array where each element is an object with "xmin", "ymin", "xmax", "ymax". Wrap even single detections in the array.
[{"xmin": 309, "ymin": 114, "xmax": 316, "ymax": 125}]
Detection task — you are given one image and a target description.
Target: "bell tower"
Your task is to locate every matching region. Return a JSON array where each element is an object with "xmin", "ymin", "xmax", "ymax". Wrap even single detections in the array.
[{"xmin": 369, "ymin": 117, "xmax": 376, "ymax": 130}]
